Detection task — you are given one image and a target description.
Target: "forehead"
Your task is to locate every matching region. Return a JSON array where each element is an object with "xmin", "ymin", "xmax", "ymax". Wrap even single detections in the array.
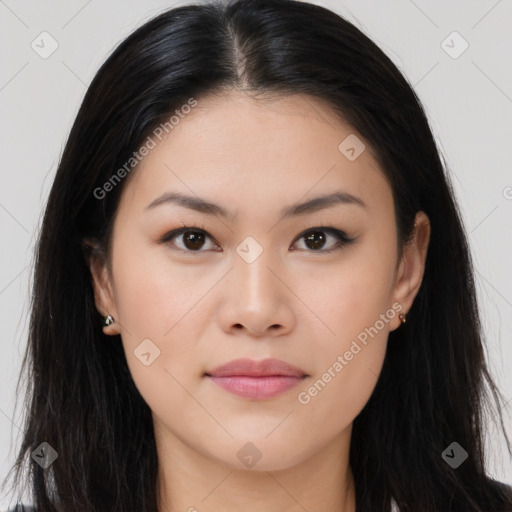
[{"xmin": 119, "ymin": 91, "xmax": 391, "ymax": 220}]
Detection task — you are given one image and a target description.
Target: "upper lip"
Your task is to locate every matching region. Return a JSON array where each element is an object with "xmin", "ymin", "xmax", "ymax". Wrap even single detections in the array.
[{"xmin": 205, "ymin": 358, "xmax": 307, "ymax": 378}]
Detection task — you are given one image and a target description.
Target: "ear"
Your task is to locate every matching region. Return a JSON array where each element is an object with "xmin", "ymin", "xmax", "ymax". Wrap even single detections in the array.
[
  {"xmin": 391, "ymin": 211, "xmax": 431, "ymax": 331},
  {"xmin": 83, "ymin": 239, "xmax": 120, "ymax": 336}
]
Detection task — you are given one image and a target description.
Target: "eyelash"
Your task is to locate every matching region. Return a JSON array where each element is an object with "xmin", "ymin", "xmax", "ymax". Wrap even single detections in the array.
[{"xmin": 160, "ymin": 223, "xmax": 355, "ymax": 254}]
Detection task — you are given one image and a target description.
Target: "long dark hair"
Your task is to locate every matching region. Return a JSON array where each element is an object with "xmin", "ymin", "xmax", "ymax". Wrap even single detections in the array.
[{"xmin": 2, "ymin": 0, "xmax": 511, "ymax": 510}]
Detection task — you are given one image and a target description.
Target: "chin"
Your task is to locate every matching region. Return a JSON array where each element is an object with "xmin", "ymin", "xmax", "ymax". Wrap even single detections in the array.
[{"xmin": 205, "ymin": 437, "xmax": 312, "ymax": 473}]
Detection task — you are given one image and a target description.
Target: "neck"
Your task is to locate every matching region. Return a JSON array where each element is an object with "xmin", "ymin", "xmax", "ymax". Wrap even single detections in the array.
[{"xmin": 155, "ymin": 423, "xmax": 357, "ymax": 512}]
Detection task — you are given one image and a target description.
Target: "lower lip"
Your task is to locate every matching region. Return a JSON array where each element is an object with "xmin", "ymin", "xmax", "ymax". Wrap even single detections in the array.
[{"xmin": 208, "ymin": 375, "xmax": 304, "ymax": 399}]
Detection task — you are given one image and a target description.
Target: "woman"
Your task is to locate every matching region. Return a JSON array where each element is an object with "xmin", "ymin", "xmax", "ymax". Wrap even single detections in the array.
[{"xmin": 2, "ymin": 0, "xmax": 511, "ymax": 510}]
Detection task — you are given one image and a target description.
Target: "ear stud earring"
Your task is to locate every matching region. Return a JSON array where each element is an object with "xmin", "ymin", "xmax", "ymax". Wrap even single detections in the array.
[
  {"xmin": 103, "ymin": 315, "xmax": 114, "ymax": 326},
  {"xmin": 399, "ymin": 313, "xmax": 407, "ymax": 324}
]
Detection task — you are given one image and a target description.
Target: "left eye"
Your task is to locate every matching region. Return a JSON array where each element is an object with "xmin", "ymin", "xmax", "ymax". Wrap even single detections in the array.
[
  {"xmin": 292, "ymin": 227, "xmax": 353, "ymax": 253},
  {"xmin": 161, "ymin": 225, "xmax": 353, "ymax": 254}
]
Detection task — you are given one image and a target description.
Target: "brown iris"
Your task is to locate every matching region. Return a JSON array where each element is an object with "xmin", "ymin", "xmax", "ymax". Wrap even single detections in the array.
[
  {"xmin": 182, "ymin": 231, "xmax": 206, "ymax": 250},
  {"xmin": 304, "ymin": 230, "xmax": 327, "ymax": 250}
]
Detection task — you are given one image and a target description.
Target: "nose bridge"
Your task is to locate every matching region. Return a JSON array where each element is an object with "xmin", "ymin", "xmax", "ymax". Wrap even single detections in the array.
[
  {"xmin": 233, "ymin": 234, "xmax": 280, "ymax": 303},
  {"xmin": 215, "ymin": 229, "xmax": 298, "ymax": 337}
]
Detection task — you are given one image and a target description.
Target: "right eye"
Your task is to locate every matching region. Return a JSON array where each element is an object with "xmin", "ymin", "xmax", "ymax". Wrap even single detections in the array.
[{"xmin": 160, "ymin": 225, "xmax": 220, "ymax": 253}]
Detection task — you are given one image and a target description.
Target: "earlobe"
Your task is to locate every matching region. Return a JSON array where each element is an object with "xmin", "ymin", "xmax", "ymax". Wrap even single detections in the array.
[
  {"xmin": 102, "ymin": 314, "xmax": 119, "ymax": 336},
  {"xmin": 391, "ymin": 211, "xmax": 431, "ymax": 330}
]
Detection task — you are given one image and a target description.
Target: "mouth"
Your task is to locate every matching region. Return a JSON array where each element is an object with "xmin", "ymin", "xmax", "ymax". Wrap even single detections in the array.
[{"xmin": 204, "ymin": 358, "xmax": 308, "ymax": 400}]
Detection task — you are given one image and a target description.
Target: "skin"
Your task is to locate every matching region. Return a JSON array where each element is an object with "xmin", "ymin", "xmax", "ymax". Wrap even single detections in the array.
[{"xmin": 87, "ymin": 90, "xmax": 430, "ymax": 512}]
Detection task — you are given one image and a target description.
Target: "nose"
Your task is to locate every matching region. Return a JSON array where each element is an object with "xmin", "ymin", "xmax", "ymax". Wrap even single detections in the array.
[{"xmin": 218, "ymin": 246, "xmax": 296, "ymax": 338}]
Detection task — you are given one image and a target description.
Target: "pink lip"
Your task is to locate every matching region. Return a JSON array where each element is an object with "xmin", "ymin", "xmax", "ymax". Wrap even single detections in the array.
[{"xmin": 205, "ymin": 358, "xmax": 307, "ymax": 400}]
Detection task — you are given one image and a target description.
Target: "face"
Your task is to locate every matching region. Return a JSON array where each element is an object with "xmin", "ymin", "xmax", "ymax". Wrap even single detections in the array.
[{"xmin": 89, "ymin": 90, "xmax": 430, "ymax": 472}]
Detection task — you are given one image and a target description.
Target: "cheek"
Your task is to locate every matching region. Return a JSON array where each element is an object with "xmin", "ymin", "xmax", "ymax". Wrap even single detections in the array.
[
  {"xmin": 295, "ymin": 234, "xmax": 396, "ymax": 416},
  {"xmin": 114, "ymin": 264, "xmax": 200, "ymax": 433},
  {"xmin": 295, "ymin": 295, "xmax": 391, "ymax": 439},
  {"xmin": 305, "ymin": 232, "xmax": 397, "ymax": 348},
  {"xmin": 109, "ymin": 241, "xmax": 201, "ymax": 396},
  {"xmin": 111, "ymin": 234, "xmax": 205, "ymax": 339}
]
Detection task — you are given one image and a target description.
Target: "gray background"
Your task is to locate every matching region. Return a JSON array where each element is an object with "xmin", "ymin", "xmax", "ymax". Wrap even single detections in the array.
[{"xmin": 1, "ymin": 0, "xmax": 511, "ymax": 506}]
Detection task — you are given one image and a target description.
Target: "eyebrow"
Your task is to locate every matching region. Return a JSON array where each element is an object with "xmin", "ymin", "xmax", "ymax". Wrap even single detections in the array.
[{"xmin": 145, "ymin": 190, "xmax": 367, "ymax": 221}]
